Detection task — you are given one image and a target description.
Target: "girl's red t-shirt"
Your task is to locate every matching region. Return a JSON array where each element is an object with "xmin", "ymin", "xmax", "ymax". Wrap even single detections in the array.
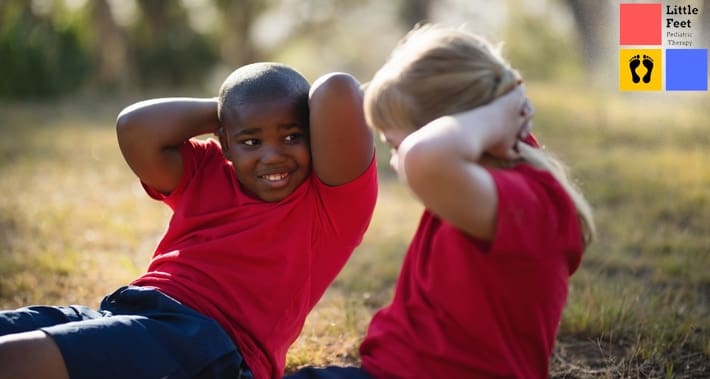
[{"xmin": 360, "ymin": 163, "xmax": 583, "ymax": 379}]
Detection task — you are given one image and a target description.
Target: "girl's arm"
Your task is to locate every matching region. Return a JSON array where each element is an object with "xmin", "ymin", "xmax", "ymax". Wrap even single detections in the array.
[
  {"xmin": 396, "ymin": 86, "xmax": 530, "ymax": 240},
  {"xmin": 308, "ymin": 73, "xmax": 375, "ymax": 186},
  {"xmin": 116, "ymin": 98, "xmax": 219, "ymax": 194}
]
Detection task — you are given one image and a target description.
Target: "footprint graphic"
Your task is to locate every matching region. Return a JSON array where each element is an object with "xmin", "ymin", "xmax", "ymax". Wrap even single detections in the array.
[
  {"xmin": 629, "ymin": 55, "xmax": 641, "ymax": 83},
  {"xmin": 642, "ymin": 55, "xmax": 654, "ymax": 84}
]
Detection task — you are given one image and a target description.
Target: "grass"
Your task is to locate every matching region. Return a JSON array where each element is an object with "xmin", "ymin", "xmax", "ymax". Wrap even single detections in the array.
[{"xmin": 1, "ymin": 84, "xmax": 708, "ymax": 378}]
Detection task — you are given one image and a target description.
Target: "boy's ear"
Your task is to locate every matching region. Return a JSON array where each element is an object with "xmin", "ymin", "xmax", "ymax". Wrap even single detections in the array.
[{"xmin": 216, "ymin": 126, "xmax": 230, "ymax": 151}]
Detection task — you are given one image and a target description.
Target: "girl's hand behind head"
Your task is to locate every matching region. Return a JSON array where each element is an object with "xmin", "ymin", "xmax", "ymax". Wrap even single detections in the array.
[{"xmin": 482, "ymin": 85, "xmax": 534, "ymax": 161}]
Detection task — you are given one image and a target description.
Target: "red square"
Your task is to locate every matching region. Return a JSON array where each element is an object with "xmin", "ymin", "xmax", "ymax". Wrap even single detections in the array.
[{"xmin": 620, "ymin": 3, "xmax": 662, "ymax": 45}]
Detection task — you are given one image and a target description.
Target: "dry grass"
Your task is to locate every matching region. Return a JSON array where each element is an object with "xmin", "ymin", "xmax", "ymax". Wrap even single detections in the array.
[{"xmin": 1, "ymin": 84, "xmax": 708, "ymax": 377}]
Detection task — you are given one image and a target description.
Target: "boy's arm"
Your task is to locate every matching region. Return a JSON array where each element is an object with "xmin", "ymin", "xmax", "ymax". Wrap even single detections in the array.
[
  {"xmin": 396, "ymin": 86, "xmax": 530, "ymax": 240},
  {"xmin": 308, "ymin": 73, "xmax": 374, "ymax": 186},
  {"xmin": 116, "ymin": 97, "xmax": 219, "ymax": 194}
]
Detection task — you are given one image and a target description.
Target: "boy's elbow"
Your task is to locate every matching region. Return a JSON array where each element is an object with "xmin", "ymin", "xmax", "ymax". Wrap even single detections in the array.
[
  {"xmin": 115, "ymin": 106, "xmax": 143, "ymax": 146},
  {"xmin": 115, "ymin": 110, "xmax": 131, "ymax": 140},
  {"xmin": 115, "ymin": 111, "xmax": 128, "ymax": 133},
  {"xmin": 115, "ymin": 100, "xmax": 150, "ymax": 132},
  {"xmin": 322, "ymin": 72, "xmax": 359, "ymax": 88},
  {"xmin": 310, "ymin": 72, "xmax": 361, "ymax": 99}
]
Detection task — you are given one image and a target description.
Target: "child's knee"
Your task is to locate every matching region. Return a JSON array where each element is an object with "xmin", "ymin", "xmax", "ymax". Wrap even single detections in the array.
[{"xmin": 0, "ymin": 330, "xmax": 69, "ymax": 379}]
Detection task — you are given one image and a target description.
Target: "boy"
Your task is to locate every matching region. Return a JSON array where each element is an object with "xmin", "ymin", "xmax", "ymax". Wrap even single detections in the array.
[{"xmin": 0, "ymin": 63, "xmax": 377, "ymax": 379}]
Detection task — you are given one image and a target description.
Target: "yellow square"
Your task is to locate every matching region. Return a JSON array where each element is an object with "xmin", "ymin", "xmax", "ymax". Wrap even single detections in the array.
[{"xmin": 619, "ymin": 49, "xmax": 662, "ymax": 91}]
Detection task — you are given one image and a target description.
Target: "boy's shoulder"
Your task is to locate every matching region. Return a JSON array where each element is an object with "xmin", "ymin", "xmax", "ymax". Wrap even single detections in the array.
[
  {"xmin": 180, "ymin": 137, "xmax": 226, "ymax": 165},
  {"xmin": 185, "ymin": 136, "xmax": 221, "ymax": 151}
]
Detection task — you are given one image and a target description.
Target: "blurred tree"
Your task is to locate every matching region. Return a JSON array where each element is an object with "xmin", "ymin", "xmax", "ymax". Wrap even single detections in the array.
[
  {"xmin": 564, "ymin": 0, "xmax": 611, "ymax": 78},
  {"xmin": 504, "ymin": 1, "xmax": 583, "ymax": 81},
  {"xmin": 214, "ymin": 0, "xmax": 266, "ymax": 67},
  {"xmin": 90, "ymin": 0, "xmax": 133, "ymax": 91},
  {"xmin": 129, "ymin": 0, "xmax": 218, "ymax": 89},
  {"xmin": 0, "ymin": 0, "xmax": 91, "ymax": 98},
  {"xmin": 219, "ymin": 0, "xmax": 386, "ymax": 78},
  {"xmin": 398, "ymin": 0, "xmax": 433, "ymax": 29}
]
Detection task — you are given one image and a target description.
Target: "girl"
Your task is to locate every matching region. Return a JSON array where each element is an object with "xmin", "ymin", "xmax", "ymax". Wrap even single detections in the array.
[{"xmin": 286, "ymin": 24, "xmax": 595, "ymax": 379}]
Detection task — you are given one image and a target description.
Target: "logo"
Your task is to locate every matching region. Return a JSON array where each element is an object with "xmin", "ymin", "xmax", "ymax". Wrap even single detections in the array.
[
  {"xmin": 618, "ymin": 2, "xmax": 707, "ymax": 91},
  {"xmin": 666, "ymin": 49, "xmax": 708, "ymax": 90},
  {"xmin": 620, "ymin": 3, "xmax": 662, "ymax": 45},
  {"xmin": 620, "ymin": 49, "xmax": 662, "ymax": 91}
]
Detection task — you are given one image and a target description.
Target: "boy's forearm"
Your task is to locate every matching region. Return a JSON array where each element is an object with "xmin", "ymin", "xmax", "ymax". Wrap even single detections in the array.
[
  {"xmin": 116, "ymin": 97, "xmax": 219, "ymax": 148},
  {"xmin": 116, "ymin": 97, "xmax": 220, "ymax": 194}
]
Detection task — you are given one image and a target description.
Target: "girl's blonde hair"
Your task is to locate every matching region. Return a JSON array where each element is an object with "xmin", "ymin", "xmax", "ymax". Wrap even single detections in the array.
[{"xmin": 364, "ymin": 24, "xmax": 596, "ymax": 247}]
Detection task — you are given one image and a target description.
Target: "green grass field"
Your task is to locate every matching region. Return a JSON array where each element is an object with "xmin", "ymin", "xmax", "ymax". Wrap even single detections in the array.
[{"xmin": 1, "ymin": 84, "xmax": 708, "ymax": 378}]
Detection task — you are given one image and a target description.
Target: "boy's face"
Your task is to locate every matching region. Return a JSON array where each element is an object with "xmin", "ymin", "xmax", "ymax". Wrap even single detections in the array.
[{"xmin": 220, "ymin": 99, "xmax": 310, "ymax": 202}]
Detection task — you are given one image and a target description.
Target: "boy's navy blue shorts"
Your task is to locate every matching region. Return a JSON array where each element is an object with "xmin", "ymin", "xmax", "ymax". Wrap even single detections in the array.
[
  {"xmin": 284, "ymin": 366, "xmax": 373, "ymax": 379},
  {"xmin": 0, "ymin": 285, "xmax": 253, "ymax": 379}
]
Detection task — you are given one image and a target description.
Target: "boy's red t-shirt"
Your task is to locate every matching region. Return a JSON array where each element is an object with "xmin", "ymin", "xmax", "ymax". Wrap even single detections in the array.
[
  {"xmin": 359, "ymin": 164, "xmax": 583, "ymax": 379},
  {"xmin": 131, "ymin": 138, "xmax": 377, "ymax": 379}
]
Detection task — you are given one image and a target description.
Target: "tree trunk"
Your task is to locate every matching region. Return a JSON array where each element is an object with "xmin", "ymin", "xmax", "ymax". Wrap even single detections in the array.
[
  {"xmin": 91, "ymin": 0, "xmax": 133, "ymax": 90},
  {"xmin": 399, "ymin": 0, "xmax": 433, "ymax": 29},
  {"xmin": 566, "ymin": 0, "xmax": 611, "ymax": 77},
  {"xmin": 136, "ymin": 0, "xmax": 168, "ymax": 41},
  {"xmin": 216, "ymin": 0, "xmax": 262, "ymax": 67}
]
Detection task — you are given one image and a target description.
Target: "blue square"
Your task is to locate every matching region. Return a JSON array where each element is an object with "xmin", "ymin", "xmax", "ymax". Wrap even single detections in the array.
[{"xmin": 665, "ymin": 49, "xmax": 708, "ymax": 91}]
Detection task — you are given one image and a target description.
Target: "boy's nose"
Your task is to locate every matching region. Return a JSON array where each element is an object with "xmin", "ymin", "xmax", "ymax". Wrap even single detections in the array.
[{"xmin": 260, "ymin": 145, "xmax": 287, "ymax": 163}]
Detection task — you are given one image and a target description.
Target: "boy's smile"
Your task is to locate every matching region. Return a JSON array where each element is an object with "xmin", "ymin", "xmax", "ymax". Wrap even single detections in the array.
[{"xmin": 221, "ymin": 99, "xmax": 311, "ymax": 202}]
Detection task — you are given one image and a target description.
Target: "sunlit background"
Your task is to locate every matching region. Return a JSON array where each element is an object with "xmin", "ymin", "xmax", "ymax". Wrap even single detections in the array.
[{"xmin": 1, "ymin": 0, "xmax": 669, "ymax": 97}]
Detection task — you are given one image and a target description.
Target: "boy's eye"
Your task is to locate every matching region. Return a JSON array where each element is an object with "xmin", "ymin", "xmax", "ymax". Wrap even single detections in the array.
[
  {"xmin": 241, "ymin": 139, "xmax": 260, "ymax": 146},
  {"xmin": 284, "ymin": 133, "xmax": 304, "ymax": 143}
]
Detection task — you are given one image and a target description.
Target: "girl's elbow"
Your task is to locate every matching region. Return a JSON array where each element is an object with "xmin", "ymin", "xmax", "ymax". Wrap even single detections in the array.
[{"xmin": 399, "ymin": 140, "xmax": 443, "ymax": 187}]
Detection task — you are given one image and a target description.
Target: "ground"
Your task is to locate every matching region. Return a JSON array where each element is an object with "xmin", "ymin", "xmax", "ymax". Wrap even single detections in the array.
[{"xmin": 1, "ymin": 83, "xmax": 708, "ymax": 377}]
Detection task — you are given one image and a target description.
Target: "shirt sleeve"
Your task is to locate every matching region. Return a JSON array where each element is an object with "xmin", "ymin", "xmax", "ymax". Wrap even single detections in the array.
[
  {"xmin": 311, "ymin": 155, "xmax": 378, "ymax": 243},
  {"xmin": 141, "ymin": 138, "xmax": 214, "ymax": 210},
  {"xmin": 486, "ymin": 165, "xmax": 583, "ymax": 269}
]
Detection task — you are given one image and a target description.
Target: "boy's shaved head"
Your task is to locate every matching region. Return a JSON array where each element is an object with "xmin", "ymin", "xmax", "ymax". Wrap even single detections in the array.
[{"xmin": 218, "ymin": 62, "xmax": 310, "ymax": 124}]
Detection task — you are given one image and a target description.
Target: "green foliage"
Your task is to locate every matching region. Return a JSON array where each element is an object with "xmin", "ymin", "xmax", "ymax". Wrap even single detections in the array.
[
  {"xmin": 0, "ymin": 1, "xmax": 218, "ymax": 98},
  {"xmin": 131, "ymin": 27, "xmax": 217, "ymax": 89},
  {"xmin": 504, "ymin": 7, "xmax": 584, "ymax": 81},
  {"xmin": 0, "ymin": 5, "xmax": 92, "ymax": 98},
  {"xmin": 128, "ymin": 8, "xmax": 218, "ymax": 89}
]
